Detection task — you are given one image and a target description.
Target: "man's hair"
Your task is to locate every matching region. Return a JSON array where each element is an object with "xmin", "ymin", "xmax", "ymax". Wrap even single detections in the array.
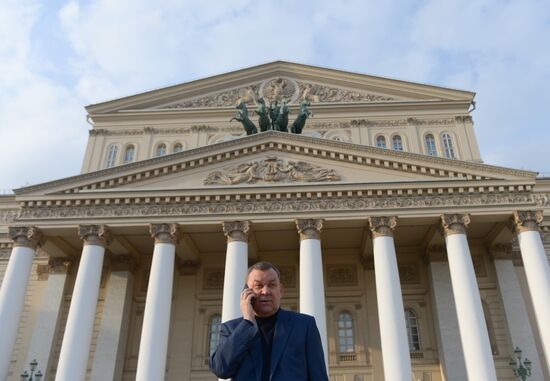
[{"xmin": 247, "ymin": 261, "xmax": 281, "ymax": 282}]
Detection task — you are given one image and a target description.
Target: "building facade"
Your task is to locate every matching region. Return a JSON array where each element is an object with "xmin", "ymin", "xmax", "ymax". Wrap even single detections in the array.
[{"xmin": 0, "ymin": 61, "xmax": 549, "ymax": 381}]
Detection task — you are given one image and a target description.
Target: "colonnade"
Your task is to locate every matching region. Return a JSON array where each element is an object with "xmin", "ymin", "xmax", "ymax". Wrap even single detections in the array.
[{"xmin": 0, "ymin": 211, "xmax": 548, "ymax": 380}]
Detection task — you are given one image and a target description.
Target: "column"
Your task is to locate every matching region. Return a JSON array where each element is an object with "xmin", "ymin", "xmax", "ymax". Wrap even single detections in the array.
[
  {"xmin": 56, "ymin": 225, "xmax": 111, "ymax": 381},
  {"xmin": 0, "ymin": 226, "xmax": 43, "ymax": 380},
  {"xmin": 368, "ymin": 216, "xmax": 412, "ymax": 381},
  {"xmin": 25, "ymin": 257, "xmax": 72, "ymax": 380},
  {"xmin": 90, "ymin": 255, "xmax": 136, "ymax": 381},
  {"xmin": 511, "ymin": 210, "xmax": 550, "ymax": 371},
  {"xmin": 221, "ymin": 221, "xmax": 250, "ymax": 322},
  {"xmin": 441, "ymin": 214, "xmax": 497, "ymax": 381},
  {"xmin": 295, "ymin": 218, "xmax": 328, "ymax": 367},
  {"xmin": 426, "ymin": 245, "xmax": 467, "ymax": 381},
  {"xmin": 136, "ymin": 223, "xmax": 179, "ymax": 381},
  {"xmin": 491, "ymin": 243, "xmax": 545, "ymax": 381}
]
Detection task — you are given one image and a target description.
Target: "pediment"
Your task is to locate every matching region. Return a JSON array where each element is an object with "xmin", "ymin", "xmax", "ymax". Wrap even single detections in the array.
[
  {"xmin": 86, "ymin": 61, "xmax": 475, "ymax": 114},
  {"xmin": 15, "ymin": 131, "xmax": 536, "ymax": 199}
]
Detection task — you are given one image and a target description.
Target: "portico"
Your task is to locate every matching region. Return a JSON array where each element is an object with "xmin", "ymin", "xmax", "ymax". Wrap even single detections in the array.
[{"xmin": 0, "ymin": 62, "xmax": 549, "ymax": 380}]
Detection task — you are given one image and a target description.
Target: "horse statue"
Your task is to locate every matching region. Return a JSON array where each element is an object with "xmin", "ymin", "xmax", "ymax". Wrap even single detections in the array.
[
  {"xmin": 230, "ymin": 101, "xmax": 258, "ymax": 135},
  {"xmin": 269, "ymin": 101, "xmax": 280, "ymax": 131},
  {"xmin": 255, "ymin": 97, "xmax": 271, "ymax": 132},
  {"xmin": 291, "ymin": 101, "xmax": 312, "ymax": 134},
  {"xmin": 275, "ymin": 102, "xmax": 289, "ymax": 132}
]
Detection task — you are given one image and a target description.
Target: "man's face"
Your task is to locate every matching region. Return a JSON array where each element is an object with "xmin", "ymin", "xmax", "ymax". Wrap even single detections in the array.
[{"xmin": 246, "ymin": 268, "xmax": 284, "ymax": 317}]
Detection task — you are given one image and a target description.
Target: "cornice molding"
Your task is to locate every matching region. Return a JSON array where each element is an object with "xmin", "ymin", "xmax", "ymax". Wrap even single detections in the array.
[
  {"xmin": 13, "ymin": 191, "xmax": 538, "ymax": 221},
  {"xmin": 14, "ymin": 131, "xmax": 536, "ymax": 195}
]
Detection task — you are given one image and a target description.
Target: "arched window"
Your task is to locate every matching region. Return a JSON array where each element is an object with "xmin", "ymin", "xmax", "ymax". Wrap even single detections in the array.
[
  {"xmin": 376, "ymin": 136, "xmax": 387, "ymax": 149},
  {"xmin": 405, "ymin": 309, "xmax": 421, "ymax": 351},
  {"xmin": 155, "ymin": 143, "xmax": 167, "ymax": 157},
  {"xmin": 208, "ymin": 314, "xmax": 222, "ymax": 357},
  {"xmin": 425, "ymin": 134, "xmax": 437, "ymax": 156},
  {"xmin": 441, "ymin": 133, "xmax": 456, "ymax": 159},
  {"xmin": 173, "ymin": 142, "xmax": 184, "ymax": 153},
  {"xmin": 337, "ymin": 311, "xmax": 355, "ymax": 353},
  {"xmin": 123, "ymin": 144, "xmax": 135, "ymax": 164},
  {"xmin": 392, "ymin": 135, "xmax": 404, "ymax": 151},
  {"xmin": 105, "ymin": 144, "xmax": 118, "ymax": 168}
]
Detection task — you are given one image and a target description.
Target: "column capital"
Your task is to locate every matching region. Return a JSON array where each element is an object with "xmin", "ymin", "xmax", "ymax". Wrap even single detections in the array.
[
  {"xmin": 368, "ymin": 216, "xmax": 397, "ymax": 239},
  {"xmin": 48, "ymin": 256, "xmax": 74, "ymax": 274},
  {"xmin": 149, "ymin": 223, "xmax": 180, "ymax": 245},
  {"xmin": 295, "ymin": 218, "xmax": 324, "ymax": 240},
  {"xmin": 222, "ymin": 221, "xmax": 250, "ymax": 243},
  {"xmin": 78, "ymin": 225, "xmax": 112, "ymax": 247},
  {"xmin": 425, "ymin": 244, "xmax": 447, "ymax": 262},
  {"xmin": 510, "ymin": 210, "xmax": 543, "ymax": 233},
  {"xmin": 441, "ymin": 213, "xmax": 470, "ymax": 236},
  {"xmin": 489, "ymin": 243, "xmax": 513, "ymax": 260},
  {"xmin": 8, "ymin": 226, "xmax": 44, "ymax": 249}
]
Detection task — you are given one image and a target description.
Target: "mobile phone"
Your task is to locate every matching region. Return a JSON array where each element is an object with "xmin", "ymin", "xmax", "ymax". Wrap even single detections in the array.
[{"xmin": 243, "ymin": 284, "xmax": 256, "ymax": 304}]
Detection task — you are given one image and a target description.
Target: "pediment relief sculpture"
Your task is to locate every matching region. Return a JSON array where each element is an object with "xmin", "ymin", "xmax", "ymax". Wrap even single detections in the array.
[
  {"xmin": 159, "ymin": 77, "xmax": 395, "ymax": 109},
  {"xmin": 204, "ymin": 156, "xmax": 340, "ymax": 185}
]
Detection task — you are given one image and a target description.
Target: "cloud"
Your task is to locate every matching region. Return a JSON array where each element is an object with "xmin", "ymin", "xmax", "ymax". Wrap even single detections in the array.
[{"xmin": 1, "ymin": 0, "xmax": 549, "ymax": 191}]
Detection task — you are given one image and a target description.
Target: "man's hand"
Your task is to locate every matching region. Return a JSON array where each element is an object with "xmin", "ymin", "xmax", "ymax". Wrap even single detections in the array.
[{"xmin": 240, "ymin": 287, "xmax": 256, "ymax": 323}]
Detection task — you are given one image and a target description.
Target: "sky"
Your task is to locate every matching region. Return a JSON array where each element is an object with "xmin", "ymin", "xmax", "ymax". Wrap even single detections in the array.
[{"xmin": 1, "ymin": 0, "xmax": 549, "ymax": 192}]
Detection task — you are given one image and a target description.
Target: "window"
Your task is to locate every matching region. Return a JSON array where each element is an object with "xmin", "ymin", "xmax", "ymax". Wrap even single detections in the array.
[
  {"xmin": 105, "ymin": 144, "xmax": 118, "ymax": 168},
  {"xmin": 208, "ymin": 315, "xmax": 222, "ymax": 357},
  {"xmin": 376, "ymin": 136, "xmax": 387, "ymax": 148},
  {"xmin": 123, "ymin": 144, "xmax": 135, "ymax": 164},
  {"xmin": 441, "ymin": 133, "xmax": 456, "ymax": 159},
  {"xmin": 155, "ymin": 143, "xmax": 167, "ymax": 157},
  {"xmin": 425, "ymin": 134, "xmax": 437, "ymax": 156},
  {"xmin": 405, "ymin": 309, "xmax": 421, "ymax": 351},
  {"xmin": 392, "ymin": 135, "xmax": 404, "ymax": 151},
  {"xmin": 337, "ymin": 311, "xmax": 355, "ymax": 353},
  {"xmin": 173, "ymin": 143, "xmax": 184, "ymax": 153}
]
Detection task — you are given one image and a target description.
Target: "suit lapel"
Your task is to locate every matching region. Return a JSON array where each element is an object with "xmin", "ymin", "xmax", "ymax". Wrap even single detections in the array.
[
  {"xmin": 270, "ymin": 309, "xmax": 293, "ymax": 378},
  {"xmin": 250, "ymin": 332, "xmax": 263, "ymax": 381}
]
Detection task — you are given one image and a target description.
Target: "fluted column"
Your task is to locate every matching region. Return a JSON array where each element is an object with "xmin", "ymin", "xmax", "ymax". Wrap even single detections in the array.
[
  {"xmin": 490, "ymin": 243, "xmax": 545, "ymax": 381},
  {"xmin": 25, "ymin": 257, "xmax": 72, "ymax": 380},
  {"xmin": 90, "ymin": 255, "xmax": 136, "ymax": 381},
  {"xmin": 511, "ymin": 210, "xmax": 550, "ymax": 371},
  {"xmin": 221, "ymin": 221, "xmax": 250, "ymax": 322},
  {"xmin": 136, "ymin": 224, "xmax": 179, "ymax": 381},
  {"xmin": 56, "ymin": 225, "xmax": 111, "ymax": 381},
  {"xmin": 296, "ymin": 218, "xmax": 328, "ymax": 367},
  {"xmin": 0, "ymin": 227, "xmax": 43, "ymax": 380},
  {"xmin": 441, "ymin": 214, "xmax": 497, "ymax": 381},
  {"xmin": 368, "ymin": 217, "xmax": 412, "ymax": 381}
]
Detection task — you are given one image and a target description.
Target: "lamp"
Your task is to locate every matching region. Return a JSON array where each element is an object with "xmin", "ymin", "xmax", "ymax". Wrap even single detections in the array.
[{"xmin": 509, "ymin": 347, "xmax": 532, "ymax": 381}]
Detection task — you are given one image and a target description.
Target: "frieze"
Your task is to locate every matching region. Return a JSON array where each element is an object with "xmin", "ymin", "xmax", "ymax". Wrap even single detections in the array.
[
  {"xmin": 203, "ymin": 268, "xmax": 224, "ymax": 289},
  {"xmin": 278, "ymin": 266, "xmax": 296, "ymax": 288},
  {"xmin": 15, "ymin": 192, "xmax": 537, "ymax": 220},
  {"xmin": 0, "ymin": 248, "xmax": 11, "ymax": 259},
  {"xmin": 158, "ymin": 78, "xmax": 394, "ymax": 110},
  {"xmin": 398, "ymin": 264, "xmax": 419, "ymax": 284},
  {"xmin": 326, "ymin": 264, "xmax": 358, "ymax": 286},
  {"xmin": 366, "ymin": 119, "xmax": 408, "ymax": 127},
  {"xmin": 0, "ymin": 209, "xmax": 18, "ymax": 225},
  {"xmin": 534, "ymin": 193, "xmax": 549, "ymax": 207},
  {"xmin": 204, "ymin": 156, "xmax": 340, "ymax": 185}
]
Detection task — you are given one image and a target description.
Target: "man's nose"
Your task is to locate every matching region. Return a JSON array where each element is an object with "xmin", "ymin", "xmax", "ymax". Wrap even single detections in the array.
[{"xmin": 260, "ymin": 286, "xmax": 271, "ymax": 294}]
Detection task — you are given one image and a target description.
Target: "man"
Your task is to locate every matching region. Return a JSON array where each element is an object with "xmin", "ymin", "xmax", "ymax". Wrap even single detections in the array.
[{"xmin": 210, "ymin": 262, "xmax": 328, "ymax": 381}]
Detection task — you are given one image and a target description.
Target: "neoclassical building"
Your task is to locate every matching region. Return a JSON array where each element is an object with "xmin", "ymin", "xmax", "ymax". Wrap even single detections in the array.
[{"xmin": 0, "ymin": 61, "xmax": 549, "ymax": 381}]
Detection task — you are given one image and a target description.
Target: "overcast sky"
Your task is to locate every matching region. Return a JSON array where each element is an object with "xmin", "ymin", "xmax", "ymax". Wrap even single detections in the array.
[{"xmin": 1, "ymin": 0, "xmax": 549, "ymax": 192}]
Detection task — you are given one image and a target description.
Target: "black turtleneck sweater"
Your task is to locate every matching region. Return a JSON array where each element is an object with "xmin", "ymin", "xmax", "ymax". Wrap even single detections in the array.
[{"xmin": 256, "ymin": 309, "xmax": 279, "ymax": 381}]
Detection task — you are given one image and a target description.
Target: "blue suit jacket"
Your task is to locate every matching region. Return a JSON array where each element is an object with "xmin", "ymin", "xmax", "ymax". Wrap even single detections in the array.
[{"xmin": 210, "ymin": 309, "xmax": 328, "ymax": 381}]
